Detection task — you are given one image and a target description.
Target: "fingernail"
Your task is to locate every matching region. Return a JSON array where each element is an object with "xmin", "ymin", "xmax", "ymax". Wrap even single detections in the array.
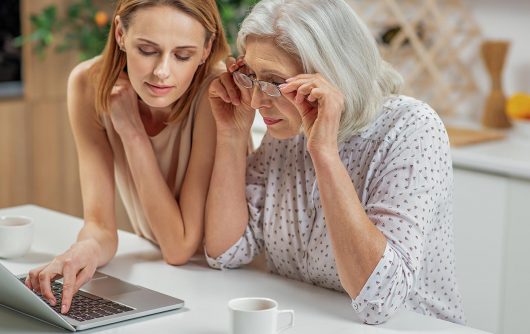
[
  {"xmin": 278, "ymin": 84, "xmax": 287, "ymax": 89},
  {"xmin": 61, "ymin": 304, "xmax": 67, "ymax": 313},
  {"xmin": 49, "ymin": 298, "xmax": 55, "ymax": 305},
  {"xmin": 285, "ymin": 78, "xmax": 294, "ymax": 82}
]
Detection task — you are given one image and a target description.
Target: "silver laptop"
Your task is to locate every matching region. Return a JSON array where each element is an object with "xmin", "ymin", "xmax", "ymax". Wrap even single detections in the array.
[{"xmin": 0, "ymin": 262, "xmax": 184, "ymax": 331}]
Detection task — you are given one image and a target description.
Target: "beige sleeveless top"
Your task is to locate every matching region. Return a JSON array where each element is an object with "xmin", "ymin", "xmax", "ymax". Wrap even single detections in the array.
[{"xmin": 101, "ymin": 76, "xmax": 213, "ymax": 244}]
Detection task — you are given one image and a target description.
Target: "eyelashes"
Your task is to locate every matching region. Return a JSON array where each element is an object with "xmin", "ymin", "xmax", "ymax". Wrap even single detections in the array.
[{"xmin": 137, "ymin": 47, "xmax": 191, "ymax": 61}]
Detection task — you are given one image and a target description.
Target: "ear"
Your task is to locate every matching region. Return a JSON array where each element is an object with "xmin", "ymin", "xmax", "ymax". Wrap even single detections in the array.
[
  {"xmin": 114, "ymin": 15, "xmax": 126, "ymax": 49},
  {"xmin": 201, "ymin": 34, "xmax": 215, "ymax": 63}
]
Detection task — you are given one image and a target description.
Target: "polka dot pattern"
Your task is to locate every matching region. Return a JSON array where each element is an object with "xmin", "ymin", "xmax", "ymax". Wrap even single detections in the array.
[{"xmin": 206, "ymin": 95, "xmax": 465, "ymax": 325}]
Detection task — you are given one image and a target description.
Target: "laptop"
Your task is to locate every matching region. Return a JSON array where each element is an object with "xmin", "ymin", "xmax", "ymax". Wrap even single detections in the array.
[{"xmin": 0, "ymin": 262, "xmax": 184, "ymax": 331}]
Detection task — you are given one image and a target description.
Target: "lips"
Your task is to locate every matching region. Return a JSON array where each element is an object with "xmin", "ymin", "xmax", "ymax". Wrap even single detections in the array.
[
  {"xmin": 263, "ymin": 117, "xmax": 282, "ymax": 126},
  {"xmin": 145, "ymin": 82, "xmax": 174, "ymax": 96}
]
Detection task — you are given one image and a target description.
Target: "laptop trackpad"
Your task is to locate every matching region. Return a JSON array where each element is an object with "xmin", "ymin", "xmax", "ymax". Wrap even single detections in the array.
[{"xmin": 81, "ymin": 276, "xmax": 141, "ymax": 298}]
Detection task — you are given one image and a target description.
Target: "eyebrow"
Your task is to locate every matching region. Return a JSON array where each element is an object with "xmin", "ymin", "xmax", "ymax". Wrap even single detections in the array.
[{"xmin": 136, "ymin": 38, "xmax": 198, "ymax": 50}]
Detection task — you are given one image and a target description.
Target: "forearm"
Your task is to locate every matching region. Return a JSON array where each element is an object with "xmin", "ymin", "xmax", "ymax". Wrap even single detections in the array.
[
  {"xmin": 312, "ymin": 152, "xmax": 387, "ymax": 298},
  {"xmin": 121, "ymin": 134, "xmax": 195, "ymax": 263},
  {"xmin": 205, "ymin": 135, "xmax": 249, "ymax": 258}
]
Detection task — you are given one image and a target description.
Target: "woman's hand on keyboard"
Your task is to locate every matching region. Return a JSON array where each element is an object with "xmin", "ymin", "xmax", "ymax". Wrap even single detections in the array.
[{"xmin": 25, "ymin": 239, "xmax": 100, "ymax": 314}]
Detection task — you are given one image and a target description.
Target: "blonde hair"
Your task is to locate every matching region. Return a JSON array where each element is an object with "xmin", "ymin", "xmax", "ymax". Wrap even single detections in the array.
[
  {"xmin": 238, "ymin": 0, "xmax": 403, "ymax": 142},
  {"xmin": 94, "ymin": 0, "xmax": 229, "ymax": 123}
]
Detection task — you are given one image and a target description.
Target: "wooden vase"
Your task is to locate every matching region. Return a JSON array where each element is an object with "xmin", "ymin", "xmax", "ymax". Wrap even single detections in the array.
[{"xmin": 481, "ymin": 40, "xmax": 511, "ymax": 129}]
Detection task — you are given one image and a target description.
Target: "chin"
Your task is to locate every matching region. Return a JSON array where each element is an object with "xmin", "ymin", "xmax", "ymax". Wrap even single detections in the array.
[
  {"xmin": 138, "ymin": 94, "xmax": 175, "ymax": 109},
  {"xmin": 268, "ymin": 128, "xmax": 299, "ymax": 140}
]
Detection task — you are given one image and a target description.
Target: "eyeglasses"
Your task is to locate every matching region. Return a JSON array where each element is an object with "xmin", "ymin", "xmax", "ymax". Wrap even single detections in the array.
[{"xmin": 232, "ymin": 71, "xmax": 282, "ymax": 97}]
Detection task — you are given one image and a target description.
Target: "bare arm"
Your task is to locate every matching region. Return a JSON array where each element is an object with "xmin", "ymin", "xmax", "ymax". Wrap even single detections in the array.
[
  {"xmin": 26, "ymin": 59, "xmax": 119, "ymax": 314},
  {"xmin": 280, "ymin": 73, "xmax": 386, "ymax": 298},
  {"xmin": 281, "ymin": 74, "xmax": 435, "ymax": 324},
  {"xmin": 204, "ymin": 131, "xmax": 249, "ymax": 258},
  {"xmin": 70, "ymin": 63, "xmax": 119, "ymax": 266},
  {"xmin": 311, "ymin": 152, "xmax": 386, "ymax": 298},
  {"xmin": 118, "ymin": 90, "xmax": 218, "ymax": 264},
  {"xmin": 204, "ymin": 64, "xmax": 256, "ymax": 258}
]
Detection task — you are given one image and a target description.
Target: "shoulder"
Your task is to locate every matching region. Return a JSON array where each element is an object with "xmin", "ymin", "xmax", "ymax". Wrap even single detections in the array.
[
  {"xmin": 358, "ymin": 95, "xmax": 447, "ymax": 145},
  {"xmin": 67, "ymin": 56, "xmax": 102, "ymax": 104},
  {"xmin": 67, "ymin": 56, "xmax": 103, "ymax": 128},
  {"xmin": 194, "ymin": 62, "xmax": 227, "ymax": 118},
  {"xmin": 68, "ymin": 56, "xmax": 101, "ymax": 89}
]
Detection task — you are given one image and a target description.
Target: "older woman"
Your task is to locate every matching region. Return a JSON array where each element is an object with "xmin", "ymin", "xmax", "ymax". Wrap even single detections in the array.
[{"xmin": 205, "ymin": 0, "xmax": 465, "ymax": 325}]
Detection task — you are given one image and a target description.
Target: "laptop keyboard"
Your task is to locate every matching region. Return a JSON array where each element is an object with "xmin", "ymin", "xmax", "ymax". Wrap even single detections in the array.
[{"xmin": 19, "ymin": 278, "xmax": 134, "ymax": 322}]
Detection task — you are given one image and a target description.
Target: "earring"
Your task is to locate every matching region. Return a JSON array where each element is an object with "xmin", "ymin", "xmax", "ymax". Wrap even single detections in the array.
[{"xmin": 120, "ymin": 44, "xmax": 126, "ymax": 52}]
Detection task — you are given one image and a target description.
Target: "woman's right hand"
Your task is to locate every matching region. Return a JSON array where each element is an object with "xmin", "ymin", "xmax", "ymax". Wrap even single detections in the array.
[
  {"xmin": 25, "ymin": 239, "xmax": 100, "ymax": 314},
  {"xmin": 208, "ymin": 57, "xmax": 255, "ymax": 138}
]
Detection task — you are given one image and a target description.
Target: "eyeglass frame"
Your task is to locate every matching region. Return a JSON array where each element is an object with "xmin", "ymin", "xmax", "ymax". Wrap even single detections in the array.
[{"xmin": 232, "ymin": 70, "xmax": 283, "ymax": 97}]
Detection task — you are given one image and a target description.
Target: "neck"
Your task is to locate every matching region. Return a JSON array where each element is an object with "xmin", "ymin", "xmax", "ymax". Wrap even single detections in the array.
[
  {"xmin": 139, "ymin": 99, "xmax": 172, "ymax": 124},
  {"xmin": 138, "ymin": 99, "xmax": 173, "ymax": 136}
]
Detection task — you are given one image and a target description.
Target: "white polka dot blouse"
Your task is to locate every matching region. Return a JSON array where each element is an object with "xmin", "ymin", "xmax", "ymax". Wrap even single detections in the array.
[{"xmin": 206, "ymin": 95, "xmax": 466, "ymax": 325}]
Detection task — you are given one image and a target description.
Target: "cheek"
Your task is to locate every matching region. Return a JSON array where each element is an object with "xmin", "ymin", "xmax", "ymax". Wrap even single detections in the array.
[
  {"xmin": 171, "ymin": 63, "xmax": 198, "ymax": 92},
  {"xmin": 125, "ymin": 54, "xmax": 153, "ymax": 89},
  {"xmin": 273, "ymin": 99, "xmax": 303, "ymax": 137},
  {"xmin": 277, "ymin": 100, "xmax": 302, "ymax": 126}
]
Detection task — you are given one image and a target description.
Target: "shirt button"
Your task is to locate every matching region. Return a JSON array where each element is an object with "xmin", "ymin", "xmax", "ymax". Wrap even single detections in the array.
[{"xmin": 352, "ymin": 302, "xmax": 359, "ymax": 311}]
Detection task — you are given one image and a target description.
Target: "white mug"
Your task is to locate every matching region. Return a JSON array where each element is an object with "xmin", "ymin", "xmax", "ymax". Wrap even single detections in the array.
[
  {"xmin": 0, "ymin": 216, "xmax": 34, "ymax": 259},
  {"xmin": 228, "ymin": 297, "xmax": 294, "ymax": 334}
]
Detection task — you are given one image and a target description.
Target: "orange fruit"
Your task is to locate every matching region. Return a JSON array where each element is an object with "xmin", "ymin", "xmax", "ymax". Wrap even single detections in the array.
[
  {"xmin": 507, "ymin": 93, "xmax": 530, "ymax": 119},
  {"xmin": 94, "ymin": 11, "xmax": 109, "ymax": 28}
]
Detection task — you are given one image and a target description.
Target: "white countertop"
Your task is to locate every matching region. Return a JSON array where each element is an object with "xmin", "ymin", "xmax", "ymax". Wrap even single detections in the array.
[
  {"xmin": 450, "ymin": 125, "xmax": 530, "ymax": 179},
  {"xmin": 0, "ymin": 205, "xmax": 491, "ymax": 334},
  {"xmin": 451, "ymin": 136, "xmax": 530, "ymax": 179}
]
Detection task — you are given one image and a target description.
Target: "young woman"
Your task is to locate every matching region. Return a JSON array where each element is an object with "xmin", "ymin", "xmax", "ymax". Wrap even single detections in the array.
[
  {"xmin": 26, "ymin": 0, "xmax": 229, "ymax": 314},
  {"xmin": 206, "ymin": 0, "xmax": 465, "ymax": 325}
]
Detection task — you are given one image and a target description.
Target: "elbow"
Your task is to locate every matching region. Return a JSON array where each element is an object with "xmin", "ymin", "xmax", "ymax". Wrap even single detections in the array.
[
  {"xmin": 164, "ymin": 255, "xmax": 190, "ymax": 266},
  {"xmin": 354, "ymin": 307, "xmax": 394, "ymax": 325},
  {"xmin": 362, "ymin": 316, "xmax": 391, "ymax": 326},
  {"xmin": 160, "ymin": 243, "xmax": 196, "ymax": 266}
]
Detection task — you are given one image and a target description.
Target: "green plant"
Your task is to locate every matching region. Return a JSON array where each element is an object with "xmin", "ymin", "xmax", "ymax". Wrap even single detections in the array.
[
  {"xmin": 16, "ymin": 0, "xmax": 256, "ymax": 60},
  {"xmin": 217, "ymin": 0, "xmax": 258, "ymax": 54},
  {"xmin": 14, "ymin": 0, "xmax": 110, "ymax": 61}
]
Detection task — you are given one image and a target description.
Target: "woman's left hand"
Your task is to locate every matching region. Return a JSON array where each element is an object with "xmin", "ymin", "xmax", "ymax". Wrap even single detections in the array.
[
  {"xmin": 280, "ymin": 73, "xmax": 344, "ymax": 158},
  {"xmin": 109, "ymin": 72, "xmax": 146, "ymax": 140}
]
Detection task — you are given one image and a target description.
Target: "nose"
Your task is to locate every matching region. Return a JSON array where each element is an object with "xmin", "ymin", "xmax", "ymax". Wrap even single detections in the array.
[
  {"xmin": 250, "ymin": 86, "xmax": 272, "ymax": 110},
  {"xmin": 153, "ymin": 55, "xmax": 170, "ymax": 80}
]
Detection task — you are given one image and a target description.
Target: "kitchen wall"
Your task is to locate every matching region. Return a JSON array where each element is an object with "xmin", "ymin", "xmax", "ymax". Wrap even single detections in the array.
[{"xmin": 464, "ymin": 0, "xmax": 530, "ymax": 96}]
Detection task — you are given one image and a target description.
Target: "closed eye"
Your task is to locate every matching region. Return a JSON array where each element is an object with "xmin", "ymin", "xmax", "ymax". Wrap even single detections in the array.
[
  {"xmin": 175, "ymin": 54, "xmax": 191, "ymax": 61},
  {"xmin": 138, "ymin": 47, "xmax": 157, "ymax": 56}
]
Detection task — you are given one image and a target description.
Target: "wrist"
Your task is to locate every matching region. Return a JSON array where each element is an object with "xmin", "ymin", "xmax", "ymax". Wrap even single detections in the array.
[
  {"xmin": 217, "ymin": 131, "xmax": 250, "ymax": 147},
  {"xmin": 121, "ymin": 130, "xmax": 150, "ymax": 148},
  {"xmin": 311, "ymin": 150, "xmax": 342, "ymax": 176},
  {"xmin": 308, "ymin": 145, "xmax": 340, "ymax": 165}
]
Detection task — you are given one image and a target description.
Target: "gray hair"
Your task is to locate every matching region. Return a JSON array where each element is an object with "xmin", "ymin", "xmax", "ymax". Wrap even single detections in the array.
[{"xmin": 237, "ymin": 0, "xmax": 403, "ymax": 142}]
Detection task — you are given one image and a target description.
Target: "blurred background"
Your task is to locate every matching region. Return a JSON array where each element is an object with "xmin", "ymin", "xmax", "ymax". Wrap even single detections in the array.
[{"xmin": 0, "ymin": 1, "xmax": 529, "ymax": 333}]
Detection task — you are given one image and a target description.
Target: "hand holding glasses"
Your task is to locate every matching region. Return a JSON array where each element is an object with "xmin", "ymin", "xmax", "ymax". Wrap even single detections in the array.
[{"xmin": 232, "ymin": 71, "xmax": 282, "ymax": 98}]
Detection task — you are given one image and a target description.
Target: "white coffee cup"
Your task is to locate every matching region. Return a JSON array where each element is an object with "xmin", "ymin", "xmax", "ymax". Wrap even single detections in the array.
[
  {"xmin": 228, "ymin": 297, "xmax": 294, "ymax": 334},
  {"xmin": 0, "ymin": 216, "xmax": 34, "ymax": 259}
]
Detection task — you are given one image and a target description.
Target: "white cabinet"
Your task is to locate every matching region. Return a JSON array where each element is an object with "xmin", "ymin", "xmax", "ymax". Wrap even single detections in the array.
[
  {"xmin": 453, "ymin": 168, "xmax": 530, "ymax": 334},
  {"xmin": 502, "ymin": 179, "xmax": 530, "ymax": 334}
]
